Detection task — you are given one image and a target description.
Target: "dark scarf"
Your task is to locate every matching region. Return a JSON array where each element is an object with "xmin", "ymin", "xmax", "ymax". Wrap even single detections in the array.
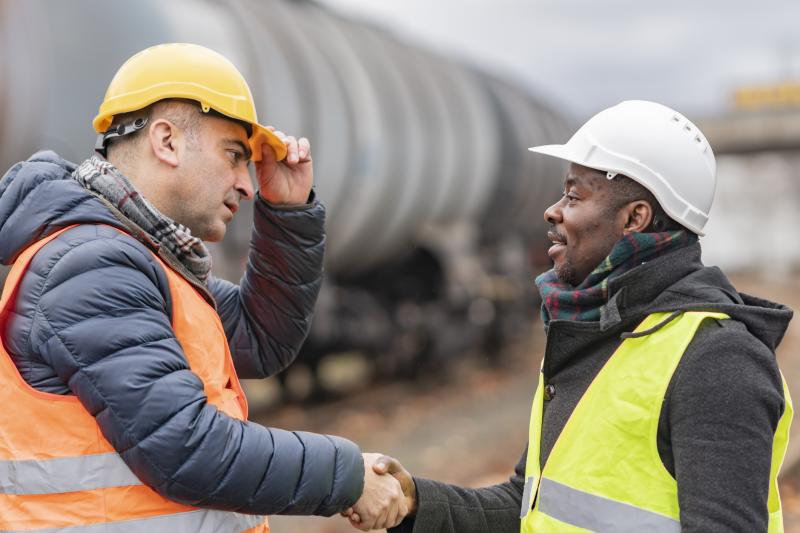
[
  {"xmin": 72, "ymin": 156, "xmax": 212, "ymax": 285},
  {"xmin": 535, "ymin": 230, "xmax": 697, "ymax": 325}
]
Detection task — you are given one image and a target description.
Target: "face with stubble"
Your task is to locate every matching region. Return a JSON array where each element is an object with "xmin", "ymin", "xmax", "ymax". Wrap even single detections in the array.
[
  {"xmin": 167, "ymin": 114, "xmax": 255, "ymax": 242},
  {"xmin": 542, "ymin": 163, "xmax": 632, "ymax": 286}
]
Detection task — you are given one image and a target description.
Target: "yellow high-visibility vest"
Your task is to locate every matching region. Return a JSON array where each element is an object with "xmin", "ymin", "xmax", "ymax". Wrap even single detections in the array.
[{"xmin": 520, "ymin": 311, "xmax": 793, "ymax": 532}]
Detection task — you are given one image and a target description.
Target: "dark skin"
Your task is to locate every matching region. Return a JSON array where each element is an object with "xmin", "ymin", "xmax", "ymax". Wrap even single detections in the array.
[
  {"xmin": 544, "ymin": 163, "xmax": 654, "ymax": 286},
  {"xmin": 344, "ymin": 163, "xmax": 657, "ymax": 529}
]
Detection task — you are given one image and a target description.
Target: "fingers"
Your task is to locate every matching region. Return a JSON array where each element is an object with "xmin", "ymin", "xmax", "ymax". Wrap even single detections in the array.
[
  {"xmin": 353, "ymin": 456, "xmax": 409, "ymax": 530},
  {"xmin": 281, "ymin": 135, "xmax": 311, "ymax": 165},
  {"xmin": 298, "ymin": 137, "xmax": 311, "ymax": 161},
  {"xmin": 372, "ymin": 454, "xmax": 400, "ymax": 475},
  {"xmin": 264, "ymin": 126, "xmax": 311, "ymax": 165},
  {"xmin": 383, "ymin": 497, "xmax": 407, "ymax": 529}
]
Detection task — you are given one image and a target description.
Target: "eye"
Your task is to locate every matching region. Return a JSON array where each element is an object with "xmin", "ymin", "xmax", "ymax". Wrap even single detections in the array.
[
  {"xmin": 227, "ymin": 150, "xmax": 244, "ymax": 165},
  {"xmin": 565, "ymin": 192, "xmax": 578, "ymax": 202}
]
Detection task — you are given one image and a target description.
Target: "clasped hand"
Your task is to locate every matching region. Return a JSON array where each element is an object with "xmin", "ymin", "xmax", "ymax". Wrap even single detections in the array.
[{"xmin": 343, "ymin": 453, "xmax": 416, "ymax": 531}]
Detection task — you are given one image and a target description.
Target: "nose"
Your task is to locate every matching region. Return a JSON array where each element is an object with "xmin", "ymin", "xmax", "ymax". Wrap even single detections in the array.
[
  {"xmin": 235, "ymin": 166, "xmax": 255, "ymax": 201},
  {"xmin": 544, "ymin": 198, "xmax": 563, "ymax": 225}
]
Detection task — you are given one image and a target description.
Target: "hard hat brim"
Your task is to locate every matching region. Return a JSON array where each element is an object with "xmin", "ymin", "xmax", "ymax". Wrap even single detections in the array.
[
  {"xmin": 528, "ymin": 144, "xmax": 576, "ymax": 162},
  {"xmin": 529, "ymin": 144, "xmax": 616, "ymax": 175},
  {"xmin": 251, "ymin": 124, "xmax": 288, "ymax": 162}
]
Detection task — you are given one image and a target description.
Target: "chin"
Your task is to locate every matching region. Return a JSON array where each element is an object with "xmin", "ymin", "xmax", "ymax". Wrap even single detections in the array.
[
  {"xmin": 194, "ymin": 221, "xmax": 226, "ymax": 243},
  {"xmin": 205, "ymin": 228, "xmax": 226, "ymax": 243},
  {"xmin": 554, "ymin": 261, "xmax": 579, "ymax": 286}
]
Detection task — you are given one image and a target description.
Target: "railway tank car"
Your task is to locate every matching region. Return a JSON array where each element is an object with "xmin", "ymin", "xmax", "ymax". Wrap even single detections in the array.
[{"xmin": 0, "ymin": 0, "xmax": 571, "ymax": 398}]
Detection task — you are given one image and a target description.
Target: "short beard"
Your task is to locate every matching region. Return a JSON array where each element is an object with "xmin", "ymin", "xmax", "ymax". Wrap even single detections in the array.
[{"xmin": 554, "ymin": 259, "xmax": 580, "ymax": 287}]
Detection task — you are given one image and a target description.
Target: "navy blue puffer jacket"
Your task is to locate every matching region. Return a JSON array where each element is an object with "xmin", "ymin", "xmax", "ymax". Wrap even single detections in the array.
[{"xmin": 0, "ymin": 151, "xmax": 364, "ymax": 515}]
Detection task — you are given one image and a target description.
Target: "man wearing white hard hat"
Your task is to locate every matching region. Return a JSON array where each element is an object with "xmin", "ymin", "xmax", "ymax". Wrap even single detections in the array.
[{"xmin": 356, "ymin": 101, "xmax": 793, "ymax": 532}]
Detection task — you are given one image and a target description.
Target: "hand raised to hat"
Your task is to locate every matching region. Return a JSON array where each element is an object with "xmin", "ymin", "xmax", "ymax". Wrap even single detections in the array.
[{"xmin": 255, "ymin": 127, "xmax": 313, "ymax": 206}]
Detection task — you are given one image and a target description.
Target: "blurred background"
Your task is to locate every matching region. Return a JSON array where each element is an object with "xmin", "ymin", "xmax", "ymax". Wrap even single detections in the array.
[{"xmin": 2, "ymin": 0, "xmax": 800, "ymax": 531}]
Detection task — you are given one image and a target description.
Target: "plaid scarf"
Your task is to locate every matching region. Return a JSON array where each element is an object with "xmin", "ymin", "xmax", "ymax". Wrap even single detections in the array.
[
  {"xmin": 72, "ymin": 156, "xmax": 212, "ymax": 285},
  {"xmin": 535, "ymin": 230, "xmax": 697, "ymax": 325}
]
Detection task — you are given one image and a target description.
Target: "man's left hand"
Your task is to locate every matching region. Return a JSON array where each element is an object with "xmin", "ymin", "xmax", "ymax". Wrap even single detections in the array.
[{"xmin": 255, "ymin": 127, "xmax": 313, "ymax": 206}]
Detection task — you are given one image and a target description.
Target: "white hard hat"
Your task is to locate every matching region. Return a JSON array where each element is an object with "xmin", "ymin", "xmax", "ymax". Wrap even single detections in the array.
[{"xmin": 529, "ymin": 100, "xmax": 716, "ymax": 235}]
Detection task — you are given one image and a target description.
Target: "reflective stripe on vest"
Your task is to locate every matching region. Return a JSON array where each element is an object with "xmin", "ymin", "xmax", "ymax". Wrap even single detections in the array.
[
  {"xmin": 538, "ymin": 478, "xmax": 680, "ymax": 533},
  {"xmin": 0, "ymin": 453, "xmax": 141, "ymax": 495},
  {"xmin": 0, "ymin": 226, "xmax": 267, "ymax": 532},
  {"xmin": 520, "ymin": 311, "xmax": 793, "ymax": 533},
  {"xmin": 1, "ymin": 509, "xmax": 264, "ymax": 533}
]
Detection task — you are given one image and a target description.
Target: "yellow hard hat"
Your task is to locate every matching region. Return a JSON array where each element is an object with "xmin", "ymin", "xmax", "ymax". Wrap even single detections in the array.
[{"xmin": 93, "ymin": 43, "xmax": 286, "ymax": 162}]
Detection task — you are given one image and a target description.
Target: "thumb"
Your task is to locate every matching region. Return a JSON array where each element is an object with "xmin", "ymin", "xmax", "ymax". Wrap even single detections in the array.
[
  {"xmin": 372, "ymin": 459, "xmax": 389, "ymax": 475},
  {"xmin": 372, "ymin": 455, "xmax": 401, "ymax": 475}
]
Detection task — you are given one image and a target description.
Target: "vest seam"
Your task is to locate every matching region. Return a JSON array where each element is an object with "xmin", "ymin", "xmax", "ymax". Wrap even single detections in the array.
[
  {"xmin": 645, "ymin": 316, "xmax": 709, "ymax": 487},
  {"xmin": 658, "ymin": 318, "xmax": 720, "ymax": 477}
]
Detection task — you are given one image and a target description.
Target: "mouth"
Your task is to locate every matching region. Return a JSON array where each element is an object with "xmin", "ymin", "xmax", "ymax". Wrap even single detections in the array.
[
  {"xmin": 224, "ymin": 202, "xmax": 239, "ymax": 215},
  {"xmin": 547, "ymin": 230, "xmax": 567, "ymax": 258}
]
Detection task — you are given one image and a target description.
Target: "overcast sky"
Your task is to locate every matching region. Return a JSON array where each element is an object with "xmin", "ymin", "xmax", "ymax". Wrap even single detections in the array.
[{"xmin": 317, "ymin": 0, "xmax": 800, "ymax": 122}]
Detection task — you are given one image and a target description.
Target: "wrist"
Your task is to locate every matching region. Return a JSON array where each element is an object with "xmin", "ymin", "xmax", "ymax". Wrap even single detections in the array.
[
  {"xmin": 407, "ymin": 478, "xmax": 418, "ymax": 516},
  {"xmin": 257, "ymin": 188, "xmax": 316, "ymax": 210},
  {"xmin": 259, "ymin": 187, "xmax": 315, "ymax": 207}
]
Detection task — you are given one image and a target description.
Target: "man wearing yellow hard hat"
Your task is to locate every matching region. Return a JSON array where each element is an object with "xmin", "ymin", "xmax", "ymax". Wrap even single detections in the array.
[{"xmin": 0, "ymin": 43, "xmax": 406, "ymax": 531}]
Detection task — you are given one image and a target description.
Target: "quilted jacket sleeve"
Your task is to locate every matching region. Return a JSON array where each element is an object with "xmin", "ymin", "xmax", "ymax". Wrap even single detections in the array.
[
  {"xmin": 211, "ymin": 195, "xmax": 325, "ymax": 378},
  {"xmin": 29, "ymin": 226, "xmax": 363, "ymax": 515}
]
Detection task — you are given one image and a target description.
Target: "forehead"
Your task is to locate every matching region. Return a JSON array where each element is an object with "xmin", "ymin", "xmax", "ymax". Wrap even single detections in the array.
[
  {"xmin": 200, "ymin": 113, "xmax": 249, "ymax": 141},
  {"xmin": 564, "ymin": 163, "xmax": 610, "ymax": 191}
]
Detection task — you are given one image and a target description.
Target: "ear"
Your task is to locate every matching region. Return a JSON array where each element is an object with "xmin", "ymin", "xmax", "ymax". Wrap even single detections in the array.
[
  {"xmin": 621, "ymin": 200, "xmax": 653, "ymax": 234},
  {"xmin": 147, "ymin": 118, "xmax": 181, "ymax": 168}
]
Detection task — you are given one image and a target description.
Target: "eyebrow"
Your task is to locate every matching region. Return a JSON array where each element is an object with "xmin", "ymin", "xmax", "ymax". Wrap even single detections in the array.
[
  {"xmin": 223, "ymin": 138, "xmax": 252, "ymax": 160},
  {"xmin": 564, "ymin": 175, "xmax": 581, "ymax": 189}
]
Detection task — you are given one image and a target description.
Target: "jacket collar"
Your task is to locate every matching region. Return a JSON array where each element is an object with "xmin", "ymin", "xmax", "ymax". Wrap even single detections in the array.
[{"xmin": 600, "ymin": 243, "xmax": 703, "ymax": 331}]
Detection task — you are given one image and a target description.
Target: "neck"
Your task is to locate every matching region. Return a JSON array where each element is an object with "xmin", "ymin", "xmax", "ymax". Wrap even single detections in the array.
[{"xmin": 107, "ymin": 155, "xmax": 170, "ymax": 218}]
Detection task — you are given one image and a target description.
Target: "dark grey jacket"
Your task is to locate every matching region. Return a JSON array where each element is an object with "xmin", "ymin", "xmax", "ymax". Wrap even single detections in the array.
[
  {"xmin": 0, "ymin": 151, "xmax": 364, "ymax": 516},
  {"xmin": 393, "ymin": 243, "xmax": 791, "ymax": 532}
]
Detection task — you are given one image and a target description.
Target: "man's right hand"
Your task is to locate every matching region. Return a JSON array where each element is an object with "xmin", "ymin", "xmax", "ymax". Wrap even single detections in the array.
[
  {"xmin": 346, "ymin": 453, "xmax": 408, "ymax": 531},
  {"xmin": 371, "ymin": 455, "xmax": 417, "ymax": 517}
]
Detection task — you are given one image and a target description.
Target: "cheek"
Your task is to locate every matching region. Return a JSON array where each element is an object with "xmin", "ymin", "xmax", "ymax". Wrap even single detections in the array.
[
  {"xmin": 565, "ymin": 209, "xmax": 613, "ymax": 254},
  {"xmin": 193, "ymin": 163, "xmax": 227, "ymax": 202}
]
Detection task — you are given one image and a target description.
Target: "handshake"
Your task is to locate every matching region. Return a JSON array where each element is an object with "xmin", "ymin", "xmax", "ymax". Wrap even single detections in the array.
[{"xmin": 341, "ymin": 453, "xmax": 416, "ymax": 531}]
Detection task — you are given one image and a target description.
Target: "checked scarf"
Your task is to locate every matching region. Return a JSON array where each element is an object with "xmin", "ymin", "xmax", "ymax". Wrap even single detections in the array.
[
  {"xmin": 535, "ymin": 230, "xmax": 697, "ymax": 325},
  {"xmin": 72, "ymin": 155, "xmax": 212, "ymax": 284}
]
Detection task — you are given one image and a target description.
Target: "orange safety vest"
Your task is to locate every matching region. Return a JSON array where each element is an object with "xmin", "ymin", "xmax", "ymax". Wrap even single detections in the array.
[{"xmin": 0, "ymin": 226, "xmax": 269, "ymax": 532}]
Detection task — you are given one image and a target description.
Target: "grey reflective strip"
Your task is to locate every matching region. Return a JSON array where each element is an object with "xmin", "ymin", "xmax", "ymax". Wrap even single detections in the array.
[
  {"xmin": 0, "ymin": 453, "xmax": 142, "ymax": 495},
  {"xmin": 3, "ymin": 509, "xmax": 265, "ymax": 533},
  {"xmin": 538, "ymin": 477, "xmax": 681, "ymax": 533},
  {"xmin": 519, "ymin": 476, "xmax": 535, "ymax": 519}
]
